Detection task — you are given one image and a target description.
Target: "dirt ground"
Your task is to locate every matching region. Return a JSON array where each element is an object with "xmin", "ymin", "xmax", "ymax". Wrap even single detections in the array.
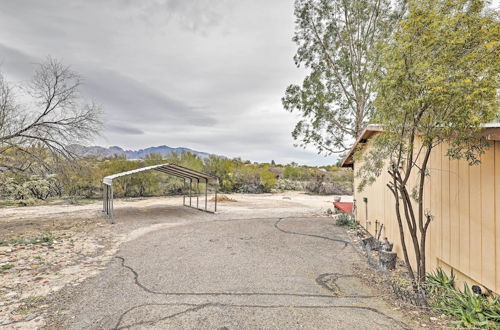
[{"xmin": 0, "ymin": 192, "xmax": 351, "ymax": 329}]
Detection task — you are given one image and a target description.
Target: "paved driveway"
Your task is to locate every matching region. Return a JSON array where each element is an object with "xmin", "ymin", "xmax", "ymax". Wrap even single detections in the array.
[{"xmin": 56, "ymin": 216, "xmax": 410, "ymax": 329}]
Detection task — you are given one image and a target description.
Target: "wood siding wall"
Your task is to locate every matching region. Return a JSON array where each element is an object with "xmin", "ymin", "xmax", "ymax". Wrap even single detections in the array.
[{"xmin": 354, "ymin": 139, "xmax": 500, "ymax": 294}]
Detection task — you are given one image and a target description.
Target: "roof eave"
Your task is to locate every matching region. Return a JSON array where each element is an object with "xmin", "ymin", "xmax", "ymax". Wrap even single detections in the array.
[
  {"xmin": 340, "ymin": 124, "xmax": 500, "ymax": 167},
  {"xmin": 340, "ymin": 124, "xmax": 383, "ymax": 167}
]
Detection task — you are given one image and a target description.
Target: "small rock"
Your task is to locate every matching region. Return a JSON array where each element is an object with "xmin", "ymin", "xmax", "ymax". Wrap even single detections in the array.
[{"xmin": 430, "ymin": 317, "xmax": 438, "ymax": 322}]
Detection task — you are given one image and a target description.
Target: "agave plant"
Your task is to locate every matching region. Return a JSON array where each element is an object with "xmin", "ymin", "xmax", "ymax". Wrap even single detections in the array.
[
  {"xmin": 426, "ymin": 270, "xmax": 500, "ymax": 329},
  {"xmin": 425, "ymin": 268, "xmax": 455, "ymax": 295}
]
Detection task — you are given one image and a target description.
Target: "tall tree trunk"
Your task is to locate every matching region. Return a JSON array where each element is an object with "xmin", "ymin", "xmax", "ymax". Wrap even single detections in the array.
[
  {"xmin": 417, "ymin": 145, "xmax": 433, "ymax": 282},
  {"xmin": 388, "ymin": 169, "xmax": 416, "ymax": 285}
]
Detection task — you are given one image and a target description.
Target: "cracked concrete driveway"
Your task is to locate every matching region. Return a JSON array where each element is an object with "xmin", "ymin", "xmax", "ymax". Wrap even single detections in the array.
[{"xmin": 52, "ymin": 210, "xmax": 412, "ymax": 329}]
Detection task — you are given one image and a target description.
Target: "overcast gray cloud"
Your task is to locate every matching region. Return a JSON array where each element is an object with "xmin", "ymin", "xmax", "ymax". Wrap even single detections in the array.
[{"xmin": 0, "ymin": 0, "xmax": 336, "ymax": 165}]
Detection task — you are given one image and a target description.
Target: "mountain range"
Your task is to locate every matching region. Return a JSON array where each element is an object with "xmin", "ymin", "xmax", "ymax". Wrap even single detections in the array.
[{"xmin": 68, "ymin": 144, "xmax": 214, "ymax": 159}]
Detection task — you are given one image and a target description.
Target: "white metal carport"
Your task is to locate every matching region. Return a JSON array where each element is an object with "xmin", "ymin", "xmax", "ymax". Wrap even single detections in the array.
[{"xmin": 102, "ymin": 163, "xmax": 219, "ymax": 222}]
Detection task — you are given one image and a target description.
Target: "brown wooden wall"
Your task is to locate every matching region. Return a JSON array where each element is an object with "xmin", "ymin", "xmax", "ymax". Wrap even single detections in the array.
[{"xmin": 354, "ymin": 139, "xmax": 500, "ymax": 294}]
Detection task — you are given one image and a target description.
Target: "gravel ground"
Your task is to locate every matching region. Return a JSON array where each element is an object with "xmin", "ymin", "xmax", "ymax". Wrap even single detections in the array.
[{"xmin": 0, "ymin": 192, "xmax": 417, "ymax": 329}]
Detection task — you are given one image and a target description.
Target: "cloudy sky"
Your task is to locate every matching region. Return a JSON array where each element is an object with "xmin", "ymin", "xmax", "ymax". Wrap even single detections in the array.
[{"xmin": 0, "ymin": 0, "xmax": 338, "ymax": 165}]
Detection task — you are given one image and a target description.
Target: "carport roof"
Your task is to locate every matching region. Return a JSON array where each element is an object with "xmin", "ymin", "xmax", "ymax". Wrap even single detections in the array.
[{"xmin": 102, "ymin": 163, "xmax": 218, "ymax": 185}]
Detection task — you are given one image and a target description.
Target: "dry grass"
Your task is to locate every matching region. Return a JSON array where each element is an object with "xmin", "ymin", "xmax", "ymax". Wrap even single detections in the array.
[{"xmin": 210, "ymin": 195, "xmax": 237, "ymax": 202}]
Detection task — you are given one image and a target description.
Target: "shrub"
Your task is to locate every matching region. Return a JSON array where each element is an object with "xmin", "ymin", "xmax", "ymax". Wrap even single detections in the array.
[
  {"xmin": 335, "ymin": 213, "xmax": 352, "ymax": 226},
  {"xmin": 260, "ymin": 169, "xmax": 277, "ymax": 192},
  {"xmin": 1, "ymin": 175, "xmax": 57, "ymax": 205},
  {"xmin": 305, "ymin": 181, "xmax": 353, "ymax": 195},
  {"xmin": 335, "ymin": 213, "xmax": 359, "ymax": 228},
  {"xmin": 275, "ymin": 179, "xmax": 306, "ymax": 191}
]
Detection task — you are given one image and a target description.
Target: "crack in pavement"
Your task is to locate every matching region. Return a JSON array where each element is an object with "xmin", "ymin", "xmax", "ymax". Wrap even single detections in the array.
[
  {"xmin": 274, "ymin": 218, "xmax": 350, "ymax": 249},
  {"xmin": 112, "ymin": 302, "xmax": 410, "ymax": 330},
  {"xmin": 109, "ymin": 217, "xmax": 407, "ymax": 329},
  {"xmin": 115, "ymin": 256, "xmax": 371, "ymax": 299},
  {"xmin": 315, "ymin": 273, "xmax": 365, "ymax": 296}
]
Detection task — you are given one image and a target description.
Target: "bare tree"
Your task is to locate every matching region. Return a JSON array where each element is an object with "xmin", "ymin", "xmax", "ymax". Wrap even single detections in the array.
[{"xmin": 0, "ymin": 57, "xmax": 102, "ymax": 172}]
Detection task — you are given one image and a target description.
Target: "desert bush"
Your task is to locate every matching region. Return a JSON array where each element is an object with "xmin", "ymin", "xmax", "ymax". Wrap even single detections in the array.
[
  {"xmin": 1, "ymin": 175, "xmax": 57, "ymax": 205},
  {"xmin": 305, "ymin": 181, "xmax": 352, "ymax": 195},
  {"xmin": 259, "ymin": 169, "xmax": 277, "ymax": 192},
  {"xmin": 282, "ymin": 165, "xmax": 310, "ymax": 180},
  {"xmin": 275, "ymin": 179, "xmax": 306, "ymax": 191},
  {"xmin": 335, "ymin": 213, "xmax": 352, "ymax": 226}
]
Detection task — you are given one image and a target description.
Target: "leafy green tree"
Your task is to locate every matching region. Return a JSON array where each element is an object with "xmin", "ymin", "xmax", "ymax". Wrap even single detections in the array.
[
  {"xmin": 203, "ymin": 155, "xmax": 236, "ymax": 192},
  {"xmin": 283, "ymin": 0, "xmax": 401, "ymax": 154},
  {"xmin": 358, "ymin": 0, "xmax": 499, "ymax": 287},
  {"xmin": 259, "ymin": 165, "xmax": 278, "ymax": 192},
  {"xmin": 282, "ymin": 165, "xmax": 307, "ymax": 180}
]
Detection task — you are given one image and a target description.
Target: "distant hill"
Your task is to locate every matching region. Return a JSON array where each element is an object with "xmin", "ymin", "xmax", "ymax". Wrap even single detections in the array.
[{"xmin": 68, "ymin": 144, "xmax": 215, "ymax": 159}]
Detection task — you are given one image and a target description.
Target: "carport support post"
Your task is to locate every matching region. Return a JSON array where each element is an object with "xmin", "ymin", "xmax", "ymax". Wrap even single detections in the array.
[
  {"xmin": 108, "ymin": 185, "xmax": 111, "ymax": 218},
  {"xmin": 105, "ymin": 184, "xmax": 110, "ymax": 218},
  {"xmin": 196, "ymin": 179, "xmax": 199, "ymax": 208},
  {"xmin": 110, "ymin": 184, "xmax": 114, "ymax": 223},
  {"xmin": 189, "ymin": 178, "xmax": 192, "ymax": 206},
  {"xmin": 102, "ymin": 184, "xmax": 106, "ymax": 213},
  {"xmin": 183, "ymin": 178, "xmax": 186, "ymax": 206},
  {"xmin": 105, "ymin": 185, "xmax": 108, "ymax": 216},
  {"xmin": 205, "ymin": 178, "xmax": 208, "ymax": 211}
]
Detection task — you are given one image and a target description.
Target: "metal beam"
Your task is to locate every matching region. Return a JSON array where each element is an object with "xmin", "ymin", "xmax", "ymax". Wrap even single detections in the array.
[
  {"xmin": 156, "ymin": 166, "xmax": 202, "ymax": 180},
  {"xmin": 168, "ymin": 164, "xmax": 213, "ymax": 180},
  {"xmin": 155, "ymin": 168, "xmax": 194, "ymax": 179}
]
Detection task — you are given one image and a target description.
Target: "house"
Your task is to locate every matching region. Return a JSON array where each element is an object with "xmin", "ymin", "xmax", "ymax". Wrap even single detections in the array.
[{"xmin": 341, "ymin": 124, "xmax": 500, "ymax": 294}]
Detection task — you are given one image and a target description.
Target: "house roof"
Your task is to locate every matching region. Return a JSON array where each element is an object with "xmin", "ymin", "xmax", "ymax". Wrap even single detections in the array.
[{"xmin": 340, "ymin": 123, "xmax": 500, "ymax": 168}]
